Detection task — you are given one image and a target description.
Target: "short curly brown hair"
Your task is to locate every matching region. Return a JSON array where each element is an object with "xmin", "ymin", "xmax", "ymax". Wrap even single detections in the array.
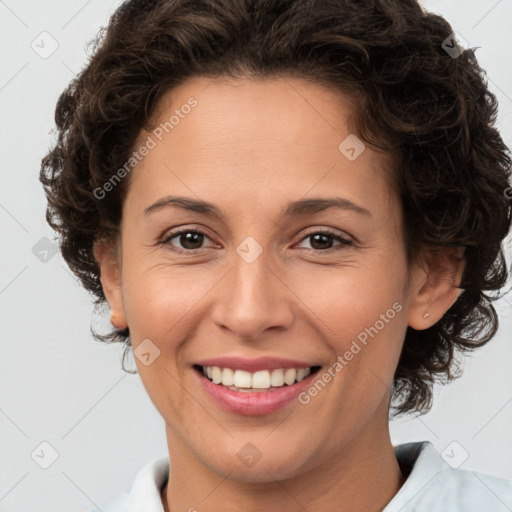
[{"xmin": 40, "ymin": 0, "xmax": 512, "ymax": 415}]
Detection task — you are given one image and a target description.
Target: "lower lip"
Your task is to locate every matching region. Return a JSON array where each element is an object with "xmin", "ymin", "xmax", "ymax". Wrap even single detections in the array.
[{"xmin": 196, "ymin": 368, "xmax": 318, "ymax": 416}]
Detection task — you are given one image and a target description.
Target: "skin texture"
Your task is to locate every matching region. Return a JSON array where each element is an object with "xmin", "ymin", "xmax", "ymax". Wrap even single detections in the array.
[{"xmin": 95, "ymin": 76, "xmax": 464, "ymax": 512}]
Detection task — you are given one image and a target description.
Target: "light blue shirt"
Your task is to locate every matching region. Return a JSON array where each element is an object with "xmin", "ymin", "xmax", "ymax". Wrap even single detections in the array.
[{"xmin": 88, "ymin": 441, "xmax": 512, "ymax": 511}]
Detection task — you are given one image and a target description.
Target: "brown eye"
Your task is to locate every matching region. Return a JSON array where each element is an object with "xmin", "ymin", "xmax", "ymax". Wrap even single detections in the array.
[
  {"xmin": 297, "ymin": 230, "xmax": 353, "ymax": 252},
  {"xmin": 163, "ymin": 229, "xmax": 212, "ymax": 251}
]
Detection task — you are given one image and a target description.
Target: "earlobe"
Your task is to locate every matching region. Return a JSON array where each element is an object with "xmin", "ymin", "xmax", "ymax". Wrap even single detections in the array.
[
  {"xmin": 407, "ymin": 247, "xmax": 464, "ymax": 330},
  {"xmin": 93, "ymin": 238, "xmax": 128, "ymax": 330},
  {"xmin": 110, "ymin": 311, "xmax": 126, "ymax": 329}
]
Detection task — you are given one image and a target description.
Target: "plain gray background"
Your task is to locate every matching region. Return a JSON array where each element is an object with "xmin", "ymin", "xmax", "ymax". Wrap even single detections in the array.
[{"xmin": 1, "ymin": 0, "xmax": 511, "ymax": 511}]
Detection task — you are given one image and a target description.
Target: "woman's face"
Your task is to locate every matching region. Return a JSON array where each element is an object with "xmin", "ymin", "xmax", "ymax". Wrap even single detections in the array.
[{"xmin": 100, "ymin": 76, "xmax": 428, "ymax": 481}]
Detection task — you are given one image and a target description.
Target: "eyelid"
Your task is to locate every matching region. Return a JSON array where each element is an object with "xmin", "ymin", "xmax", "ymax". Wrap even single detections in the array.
[
  {"xmin": 296, "ymin": 226, "xmax": 353, "ymax": 244},
  {"xmin": 160, "ymin": 225, "xmax": 217, "ymax": 248},
  {"xmin": 294, "ymin": 227, "xmax": 353, "ymax": 251}
]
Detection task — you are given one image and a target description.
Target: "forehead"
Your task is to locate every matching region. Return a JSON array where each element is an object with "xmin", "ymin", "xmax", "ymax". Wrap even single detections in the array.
[
  {"xmin": 147, "ymin": 75, "xmax": 359, "ymax": 151},
  {"xmin": 128, "ymin": 75, "xmax": 397, "ymax": 222}
]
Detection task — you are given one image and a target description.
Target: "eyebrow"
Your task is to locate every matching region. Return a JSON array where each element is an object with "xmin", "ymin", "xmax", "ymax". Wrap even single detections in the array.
[{"xmin": 143, "ymin": 195, "xmax": 372, "ymax": 219}]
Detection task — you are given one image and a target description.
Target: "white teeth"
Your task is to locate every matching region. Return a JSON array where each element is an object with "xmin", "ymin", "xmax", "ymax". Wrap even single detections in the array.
[
  {"xmin": 296, "ymin": 368, "xmax": 311, "ymax": 382},
  {"xmin": 233, "ymin": 370, "xmax": 252, "ymax": 388},
  {"xmin": 270, "ymin": 369, "xmax": 285, "ymax": 387},
  {"xmin": 211, "ymin": 366, "xmax": 222, "ymax": 384},
  {"xmin": 221, "ymin": 368, "xmax": 234, "ymax": 386},
  {"xmin": 252, "ymin": 370, "xmax": 271, "ymax": 389},
  {"xmin": 201, "ymin": 365, "xmax": 315, "ymax": 389},
  {"xmin": 284, "ymin": 368, "xmax": 296, "ymax": 385}
]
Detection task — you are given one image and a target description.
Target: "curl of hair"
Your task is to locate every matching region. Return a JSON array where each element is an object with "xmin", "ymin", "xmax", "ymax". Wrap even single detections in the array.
[{"xmin": 40, "ymin": 0, "xmax": 512, "ymax": 415}]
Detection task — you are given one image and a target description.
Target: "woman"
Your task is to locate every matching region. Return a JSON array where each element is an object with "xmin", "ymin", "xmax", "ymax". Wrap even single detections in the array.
[{"xmin": 40, "ymin": 0, "xmax": 512, "ymax": 510}]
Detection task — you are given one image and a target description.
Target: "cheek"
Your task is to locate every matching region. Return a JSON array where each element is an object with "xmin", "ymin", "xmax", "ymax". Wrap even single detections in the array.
[
  {"xmin": 292, "ymin": 258, "xmax": 406, "ymax": 331},
  {"xmin": 290, "ymin": 258, "xmax": 408, "ymax": 388},
  {"xmin": 121, "ymin": 265, "xmax": 201, "ymax": 415},
  {"xmin": 121, "ymin": 260, "xmax": 209, "ymax": 341}
]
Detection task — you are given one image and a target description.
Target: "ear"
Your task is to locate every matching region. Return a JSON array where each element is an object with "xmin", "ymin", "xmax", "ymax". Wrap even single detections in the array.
[
  {"xmin": 407, "ymin": 246, "xmax": 464, "ymax": 330},
  {"xmin": 93, "ymin": 238, "xmax": 128, "ymax": 330}
]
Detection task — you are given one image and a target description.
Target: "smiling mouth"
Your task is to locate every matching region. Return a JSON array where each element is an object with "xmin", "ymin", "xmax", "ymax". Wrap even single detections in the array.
[{"xmin": 193, "ymin": 364, "xmax": 322, "ymax": 392}]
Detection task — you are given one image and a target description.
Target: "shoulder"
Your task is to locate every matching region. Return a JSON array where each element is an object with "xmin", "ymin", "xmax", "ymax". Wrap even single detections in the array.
[
  {"xmin": 385, "ymin": 441, "xmax": 512, "ymax": 512},
  {"xmin": 85, "ymin": 455, "xmax": 169, "ymax": 512}
]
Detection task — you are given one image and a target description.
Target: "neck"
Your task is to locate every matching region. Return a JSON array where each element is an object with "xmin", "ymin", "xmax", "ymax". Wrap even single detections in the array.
[{"xmin": 162, "ymin": 407, "xmax": 404, "ymax": 512}]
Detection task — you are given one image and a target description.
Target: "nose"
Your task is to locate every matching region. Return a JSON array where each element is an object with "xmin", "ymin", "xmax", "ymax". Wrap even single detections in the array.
[{"xmin": 211, "ymin": 248, "xmax": 294, "ymax": 341}]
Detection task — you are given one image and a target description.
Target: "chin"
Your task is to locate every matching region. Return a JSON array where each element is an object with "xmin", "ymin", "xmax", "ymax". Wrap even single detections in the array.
[{"xmin": 199, "ymin": 443, "xmax": 316, "ymax": 483}]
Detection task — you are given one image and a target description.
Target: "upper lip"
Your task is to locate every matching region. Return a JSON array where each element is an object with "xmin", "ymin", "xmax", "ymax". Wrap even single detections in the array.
[{"xmin": 195, "ymin": 356, "xmax": 317, "ymax": 373}]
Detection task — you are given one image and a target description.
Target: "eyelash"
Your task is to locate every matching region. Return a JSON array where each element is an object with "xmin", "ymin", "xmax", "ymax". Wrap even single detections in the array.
[{"xmin": 160, "ymin": 228, "xmax": 353, "ymax": 254}]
